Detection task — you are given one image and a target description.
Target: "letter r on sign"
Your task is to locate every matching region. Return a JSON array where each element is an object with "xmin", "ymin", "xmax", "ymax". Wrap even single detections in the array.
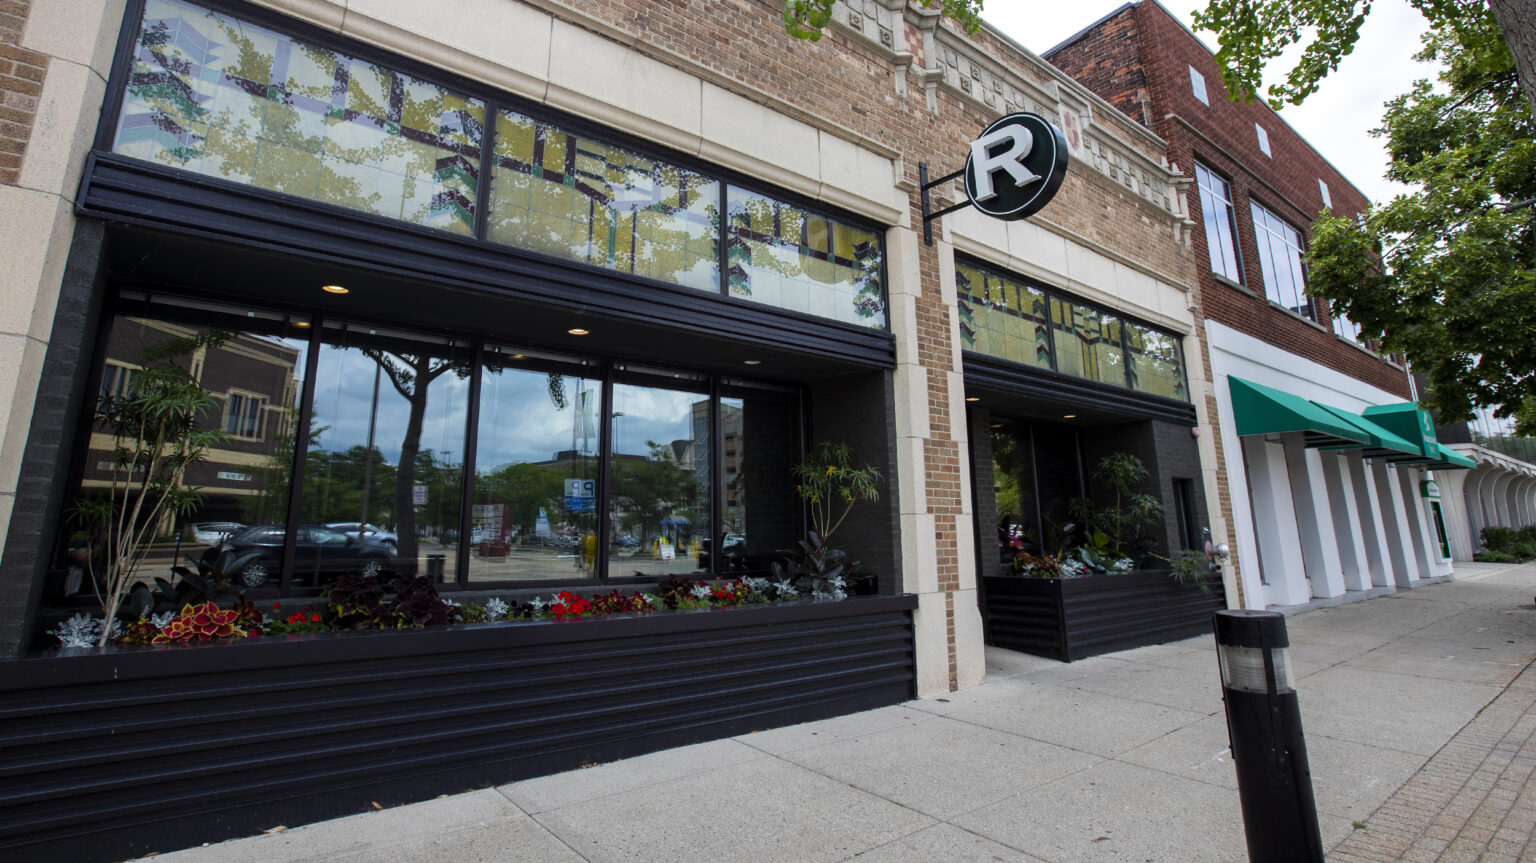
[{"xmin": 968, "ymin": 124, "xmax": 1041, "ymax": 202}]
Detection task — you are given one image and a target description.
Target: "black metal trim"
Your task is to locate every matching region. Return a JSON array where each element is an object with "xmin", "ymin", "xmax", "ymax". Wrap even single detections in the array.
[
  {"xmin": 963, "ymin": 352, "xmax": 1198, "ymax": 424},
  {"xmin": 78, "ymin": 155, "xmax": 897, "ymax": 369},
  {"xmin": 281, "ymin": 317, "xmax": 323, "ymax": 591},
  {"xmin": 455, "ymin": 342, "xmax": 484, "ymax": 588},
  {"xmin": 919, "ymin": 161, "xmax": 969, "ymax": 245}
]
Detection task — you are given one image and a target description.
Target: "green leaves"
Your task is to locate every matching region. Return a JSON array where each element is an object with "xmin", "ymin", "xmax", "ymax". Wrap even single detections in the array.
[
  {"xmin": 1305, "ymin": 9, "xmax": 1536, "ymax": 429},
  {"xmin": 791, "ymin": 441, "xmax": 882, "ymax": 544}
]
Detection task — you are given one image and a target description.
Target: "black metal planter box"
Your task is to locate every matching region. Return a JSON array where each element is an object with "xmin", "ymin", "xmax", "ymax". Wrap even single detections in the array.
[
  {"xmin": 981, "ymin": 571, "xmax": 1225, "ymax": 662},
  {"xmin": 0, "ymin": 596, "xmax": 917, "ymax": 863}
]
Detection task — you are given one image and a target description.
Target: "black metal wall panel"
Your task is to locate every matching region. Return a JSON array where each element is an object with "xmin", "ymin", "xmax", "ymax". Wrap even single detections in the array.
[
  {"xmin": 1059, "ymin": 575, "xmax": 1226, "ymax": 661},
  {"xmin": 0, "ymin": 598, "xmax": 917, "ymax": 863}
]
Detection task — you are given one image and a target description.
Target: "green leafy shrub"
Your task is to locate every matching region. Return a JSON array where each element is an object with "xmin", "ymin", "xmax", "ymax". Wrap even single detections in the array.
[
  {"xmin": 1481, "ymin": 526, "xmax": 1518, "ymax": 553},
  {"xmin": 1514, "ymin": 543, "xmax": 1536, "ymax": 561},
  {"xmin": 1475, "ymin": 550, "xmax": 1516, "ymax": 563}
]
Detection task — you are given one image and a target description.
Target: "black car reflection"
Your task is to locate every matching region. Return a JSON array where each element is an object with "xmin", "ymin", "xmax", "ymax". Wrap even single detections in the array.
[{"xmin": 212, "ymin": 524, "xmax": 398, "ymax": 589}]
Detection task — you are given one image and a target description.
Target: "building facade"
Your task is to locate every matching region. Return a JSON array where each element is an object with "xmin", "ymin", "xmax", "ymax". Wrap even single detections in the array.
[
  {"xmin": 0, "ymin": 0, "xmax": 1216, "ymax": 858},
  {"xmin": 1046, "ymin": 0, "xmax": 1468, "ymax": 609}
]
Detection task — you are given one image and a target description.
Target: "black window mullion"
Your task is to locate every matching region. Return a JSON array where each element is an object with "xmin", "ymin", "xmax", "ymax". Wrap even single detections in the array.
[
  {"xmin": 473, "ymin": 100, "xmax": 497, "ymax": 241},
  {"xmin": 282, "ymin": 314, "xmax": 324, "ymax": 593},
  {"xmin": 454, "ymin": 342, "xmax": 484, "ymax": 588},
  {"xmin": 717, "ymin": 184, "xmax": 730, "ymax": 297},
  {"xmin": 596, "ymin": 363, "xmax": 615, "ymax": 583},
  {"xmin": 1120, "ymin": 320, "xmax": 1133, "ymax": 390},
  {"xmin": 710, "ymin": 377, "xmax": 723, "ymax": 575}
]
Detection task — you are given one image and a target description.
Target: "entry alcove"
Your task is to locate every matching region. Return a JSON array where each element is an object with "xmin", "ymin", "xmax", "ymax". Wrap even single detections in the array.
[
  {"xmin": 0, "ymin": 596, "xmax": 917, "ymax": 863},
  {"xmin": 965, "ymin": 355, "xmax": 1222, "ymax": 662}
]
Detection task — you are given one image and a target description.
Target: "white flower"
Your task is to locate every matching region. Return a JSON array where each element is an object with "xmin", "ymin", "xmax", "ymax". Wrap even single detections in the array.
[
  {"xmin": 690, "ymin": 583, "xmax": 713, "ymax": 600},
  {"xmin": 528, "ymin": 596, "xmax": 549, "ymax": 613},
  {"xmin": 48, "ymin": 613, "xmax": 101, "ymax": 649},
  {"xmin": 151, "ymin": 611, "xmax": 175, "ymax": 629},
  {"xmin": 484, "ymin": 597, "xmax": 509, "ymax": 622},
  {"xmin": 1059, "ymin": 558, "xmax": 1088, "ymax": 579},
  {"xmin": 742, "ymin": 577, "xmax": 769, "ymax": 593},
  {"xmin": 640, "ymin": 593, "xmax": 663, "ymax": 609},
  {"xmin": 1111, "ymin": 557, "xmax": 1135, "ymax": 574},
  {"xmin": 773, "ymin": 579, "xmax": 799, "ymax": 597},
  {"xmin": 443, "ymin": 598, "xmax": 462, "ymax": 607}
]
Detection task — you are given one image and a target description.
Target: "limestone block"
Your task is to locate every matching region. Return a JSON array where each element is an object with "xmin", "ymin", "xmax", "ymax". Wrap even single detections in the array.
[
  {"xmin": 0, "ymin": 188, "xmax": 70, "ymax": 343},
  {"xmin": 18, "ymin": 60, "xmax": 105, "ymax": 202},
  {"xmin": 19, "ymin": 0, "xmax": 126, "ymax": 74}
]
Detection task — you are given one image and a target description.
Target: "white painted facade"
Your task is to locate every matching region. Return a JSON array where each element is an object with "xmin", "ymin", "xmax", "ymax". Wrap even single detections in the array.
[{"xmin": 1205, "ymin": 320, "xmax": 1453, "ymax": 609}]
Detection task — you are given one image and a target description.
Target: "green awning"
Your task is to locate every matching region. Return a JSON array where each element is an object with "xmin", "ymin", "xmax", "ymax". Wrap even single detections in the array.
[
  {"xmin": 1362, "ymin": 402, "xmax": 1440, "ymax": 461},
  {"xmin": 1426, "ymin": 443, "xmax": 1477, "ymax": 470},
  {"xmin": 1228, "ymin": 377, "xmax": 1370, "ymax": 447},
  {"xmin": 1310, "ymin": 402, "xmax": 1424, "ymax": 459}
]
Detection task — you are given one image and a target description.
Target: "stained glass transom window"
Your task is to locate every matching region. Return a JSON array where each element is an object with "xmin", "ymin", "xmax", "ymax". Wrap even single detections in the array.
[
  {"xmin": 112, "ymin": 0, "xmax": 486, "ymax": 235},
  {"xmin": 955, "ymin": 261, "xmax": 1050, "ymax": 369},
  {"xmin": 725, "ymin": 187, "xmax": 885, "ymax": 328},
  {"xmin": 955, "ymin": 258, "xmax": 1188, "ymax": 402},
  {"xmin": 487, "ymin": 110, "xmax": 720, "ymax": 291}
]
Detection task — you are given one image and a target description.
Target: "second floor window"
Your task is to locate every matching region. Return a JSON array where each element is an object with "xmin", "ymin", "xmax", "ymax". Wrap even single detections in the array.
[
  {"xmin": 1194, "ymin": 163, "xmax": 1242, "ymax": 283},
  {"xmin": 1251, "ymin": 201, "xmax": 1314, "ymax": 320},
  {"xmin": 225, "ymin": 391, "xmax": 267, "ymax": 439}
]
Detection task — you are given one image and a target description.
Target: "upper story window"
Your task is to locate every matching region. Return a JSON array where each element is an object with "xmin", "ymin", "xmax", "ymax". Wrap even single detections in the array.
[
  {"xmin": 99, "ymin": 362, "xmax": 140, "ymax": 399},
  {"xmin": 1193, "ymin": 162, "xmax": 1243, "ymax": 283},
  {"xmin": 1250, "ymin": 201, "xmax": 1314, "ymax": 320},
  {"xmin": 224, "ymin": 390, "xmax": 267, "ymax": 439},
  {"xmin": 1255, "ymin": 123, "xmax": 1271, "ymax": 156},
  {"xmin": 1332, "ymin": 310, "xmax": 1367, "ymax": 346},
  {"xmin": 954, "ymin": 258, "xmax": 1188, "ymax": 402},
  {"xmin": 1189, "ymin": 66, "xmax": 1208, "ymax": 105},
  {"xmin": 1318, "ymin": 179, "xmax": 1333, "ymax": 210},
  {"xmin": 107, "ymin": 0, "xmax": 886, "ymax": 330}
]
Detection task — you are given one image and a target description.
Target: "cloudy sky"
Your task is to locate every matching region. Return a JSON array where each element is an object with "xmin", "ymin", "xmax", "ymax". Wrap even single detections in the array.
[{"xmin": 983, "ymin": 0, "xmax": 1436, "ymax": 205}]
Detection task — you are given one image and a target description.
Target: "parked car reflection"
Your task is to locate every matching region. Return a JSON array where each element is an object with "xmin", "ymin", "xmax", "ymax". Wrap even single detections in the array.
[
  {"xmin": 324, "ymin": 522, "xmax": 399, "ymax": 547},
  {"xmin": 210, "ymin": 524, "xmax": 397, "ymax": 589},
  {"xmin": 191, "ymin": 521, "xmax": 244, "ymax": 546}
]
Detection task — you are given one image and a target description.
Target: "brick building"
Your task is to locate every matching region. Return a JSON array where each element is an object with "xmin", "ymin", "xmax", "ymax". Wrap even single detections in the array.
[
  {"xmin": 0, "ymin": 0, "xmax": 1218, "ymax": 857},
  {"xmin": 1047, "ymin": 0, "xmax": 1471, "ymax": 609}
]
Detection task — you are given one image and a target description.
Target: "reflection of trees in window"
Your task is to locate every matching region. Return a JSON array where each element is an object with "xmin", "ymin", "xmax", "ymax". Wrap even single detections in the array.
[{"xmin": 610, "ymin": 441, "xmax": 701, "ymax": 549}]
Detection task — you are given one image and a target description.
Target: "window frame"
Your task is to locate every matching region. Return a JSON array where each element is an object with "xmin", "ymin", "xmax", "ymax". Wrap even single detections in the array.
[
  {"xmin": 1249, "ymin": 199, "xmax": 1315, "ymax": 321},
  {"xmin": 223, "ymin": 388, "xmax": 268, "ymax": 441},
  {"xmin": 1192, "ymin": 161, "xmax": 1244, "ymax": 285}
]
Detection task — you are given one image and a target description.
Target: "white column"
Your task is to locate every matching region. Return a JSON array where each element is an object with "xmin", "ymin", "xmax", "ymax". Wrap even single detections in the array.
[
  {"xmin": 1347, "ymin": 454, "xmax": 1392, "ymax": 586},
  {"xmin": 1321, "ymin": 452, "xmax": 1371, "ymax": 590},
  {"xmin": 1373, "ymin": 460, "xmax": 1416, "ymax": 586},
  {"xmin": 1464, "ymin": 468, "xmax": 1489, "ymax": 552},
  {"xmin": 1492, "ymin": 473, "xmax": 1515, "ymax": 526},
  {"xmin": 1283, "ymin": 435, "xmax": 1345, "ymax": 598},
  {"xmin": 1244, "ymin": 436, "xmax": 1310, "ymax": 606},
  {"xmin": 1434, "ymin": 469, "xmax": 1475, "ymax": 561}
]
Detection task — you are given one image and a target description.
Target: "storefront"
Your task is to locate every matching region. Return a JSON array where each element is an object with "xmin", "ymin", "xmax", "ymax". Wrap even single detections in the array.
[{"xmin": 1208, "ymin": 322, "xmax": 1471, "ymax": 608}]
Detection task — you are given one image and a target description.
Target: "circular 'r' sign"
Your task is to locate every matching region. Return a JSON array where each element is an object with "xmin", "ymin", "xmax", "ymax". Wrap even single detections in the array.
[{"xmin": 963, "ymin": 112, "xmax": 1070, "ymax": 221}]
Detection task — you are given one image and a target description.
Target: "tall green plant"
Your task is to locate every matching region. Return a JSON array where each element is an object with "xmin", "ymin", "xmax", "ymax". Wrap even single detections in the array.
[
  {"xmin": 69, "ymin": 333, "xmax": 227, "ymax": 646},
  {"xmin": 791, "ymin": 440, "xmax": 882, "ymax": 545},
  {"xmin": 1067, "ymin": 452, "xmax": 1162, "ymax": 563}
]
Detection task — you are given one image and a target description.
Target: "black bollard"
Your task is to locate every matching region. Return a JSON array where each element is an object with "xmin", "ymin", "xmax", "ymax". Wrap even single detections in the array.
[{"xmin": 1213, "ymin": 609, "xmax": 1324, "ymax": 863}]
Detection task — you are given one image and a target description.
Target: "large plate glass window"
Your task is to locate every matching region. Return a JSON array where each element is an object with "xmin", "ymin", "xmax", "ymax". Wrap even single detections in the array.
[
  {"xmin": 1250, "ymin": 201, "xmax": 1313, "ymax": 319},
  {"xmin": 112, "ymin": 0, "xmax": 485, "ymax": 235},
  {"xmin": 713, "ymin": 381, "xmax": 801, "ymax": 573},
  {"xmin": 1193, "ymin": 162, "xmax": 1243, "ymax": 283},
  {"xmin": 955, "ymin": 261, "xmax": 1051, "ymax": 369},
  {"xmin": 1050, "ymin": 298, "xmax": 1125, "ymax": 386},
  {"xmin": 296, "ymin": 324, "xmax": 470, "ymax": 589},
  {"xmin": 606, "ymin": 371, "xmax": 711, "ymax": 580},
  {"xmin": 472, "ymin": 351, "xmax": 600, "ymax": 582}
]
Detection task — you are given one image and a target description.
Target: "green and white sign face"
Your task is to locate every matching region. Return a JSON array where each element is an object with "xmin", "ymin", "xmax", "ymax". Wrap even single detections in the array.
[{"xmin": 963, "ymin": 112, "xmax": 1070, "ymax": 221}]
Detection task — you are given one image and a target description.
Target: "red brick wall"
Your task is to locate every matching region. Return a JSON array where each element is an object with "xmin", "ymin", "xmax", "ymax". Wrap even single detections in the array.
[
  {"xmin": 1047, "ymin": 0, "xmax": 1410, "ymax": 399},
  {"xmin": 1040, "ymin": 6, "xmax": 1151, "ymax": 127},
  {"xmin": 0, "ymin": 0, "xmax": 44, "ymax": 186}
]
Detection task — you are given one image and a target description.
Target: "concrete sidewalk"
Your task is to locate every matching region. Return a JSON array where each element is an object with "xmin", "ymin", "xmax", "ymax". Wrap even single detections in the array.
[{"xmin": 135, "ymin": 562, "xmax": 1536, "ymax": 863}]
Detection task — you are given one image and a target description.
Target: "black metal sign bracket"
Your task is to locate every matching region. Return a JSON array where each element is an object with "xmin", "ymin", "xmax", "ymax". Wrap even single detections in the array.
[{"xmin": 919, "ymin": 161, "xmax": 972, "ymax": 246}]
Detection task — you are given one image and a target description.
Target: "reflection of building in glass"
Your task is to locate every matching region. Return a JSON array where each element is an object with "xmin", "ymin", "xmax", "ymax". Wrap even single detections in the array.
[{"xmin": 83, "ymin": 317, "xmax": 299, "ymax": 526}]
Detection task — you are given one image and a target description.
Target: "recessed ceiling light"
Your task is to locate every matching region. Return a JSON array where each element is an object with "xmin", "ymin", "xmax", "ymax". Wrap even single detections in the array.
[
  {"xmin": 511, "ymin": 353, "xmax": 526, "ymax": 360},
  {"xmin": 743, "ymin": 359, "xmax": 762, "ymax": 365},
  {"xmin": 1063, "ymin": 414, "xmax": 1077, "ymax": 419},
  {"xmin": 321, "ymin": 284, "xmax": 349, "ymax": 294},
  {"xmin": 292, "ymin": 321, "xmax": 311, "ymax": 329},
  {"xmin": 567, "ymin": 328, "xmax": 589, "ymax": 336},
  {"xmin": 965, "ymin": 396, "xmax": 980, "ymax": 402},
  {"xmin": 990, "ymin": 423, "xmax": 1002, "ymax": 429}
]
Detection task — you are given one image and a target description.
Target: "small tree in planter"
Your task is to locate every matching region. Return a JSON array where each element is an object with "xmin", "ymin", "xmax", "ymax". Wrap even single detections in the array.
[
  {"xmin": 1066, "ymin": 452, "xmax": 1163, "ymax": 573},
  {"xmin": 774, "ymin": 441, "xmax": 883, "ymax": 600},
  {"xmin": 67, "ymin": 333, "xmax": 227, "ymax": 647}
]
